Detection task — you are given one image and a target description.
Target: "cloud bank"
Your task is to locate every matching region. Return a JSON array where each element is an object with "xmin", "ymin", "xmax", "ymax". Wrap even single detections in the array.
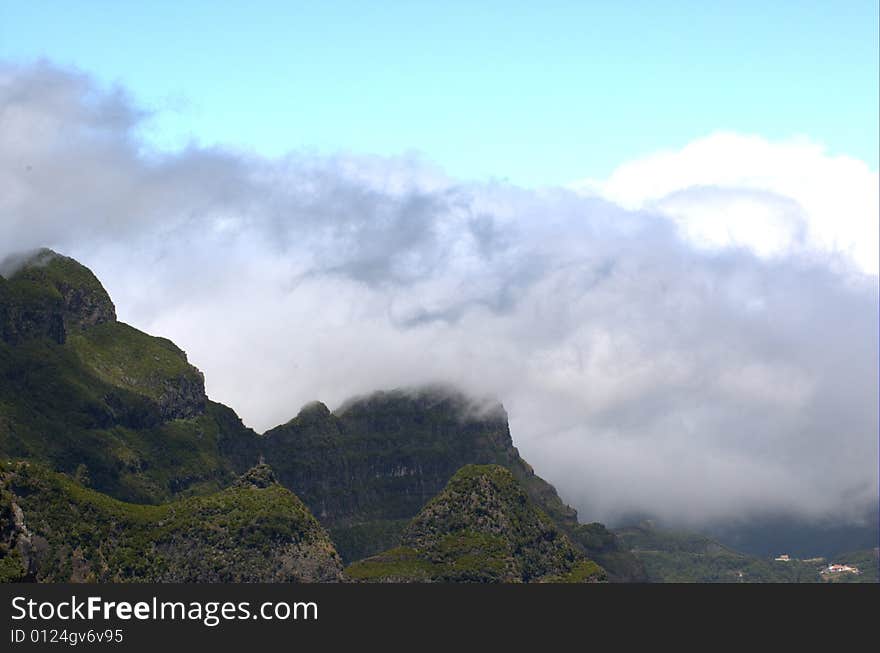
[
  {"xmin": 573, "ymin": 132, "xmax": 879, "ymax": 275},
  {"xmin": 2, "ymin": 61, "xmax": 877, "ymax": 528}
]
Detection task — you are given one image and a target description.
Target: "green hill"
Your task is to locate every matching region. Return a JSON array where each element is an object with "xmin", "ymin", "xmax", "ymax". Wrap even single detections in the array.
[
  {"xmin": 345, "ymin": 465, "xmax": 604, "ymax": 583},
  {"xmin": 0, "ymin": 461, "xmax": 343, "ymax": 582},
  {"xmin": 0, "ymin": 249, "xmax": 259, "ymax": 504}
]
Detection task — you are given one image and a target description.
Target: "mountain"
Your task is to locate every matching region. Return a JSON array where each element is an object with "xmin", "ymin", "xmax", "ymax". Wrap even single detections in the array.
[
  {"xmin": 0, "ymin": 249, "xmax": 258, "ymax": 504},
  {"xmin": 0, "ymin": 249, "xmax": 641, "ymax": 582},
  {"xmin": 252, "ymin": 389, "xmax": 577, "ymax": 561},
  {"xmin": 0, "ymin": 461, "xmax": 343, "ymax": 582},
  {"xmin": 345, "ymin": 465, "xmax": 604, "ymax": 583},
  {"xmin": 253, "ymin": 389, "xmax": 645, "ymax": 579}
]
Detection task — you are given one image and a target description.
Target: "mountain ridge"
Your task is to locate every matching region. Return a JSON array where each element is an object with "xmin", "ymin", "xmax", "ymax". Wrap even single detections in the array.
[{"xmin": 7, "ymin": 248, "xmax": 815, "ymax": 584}]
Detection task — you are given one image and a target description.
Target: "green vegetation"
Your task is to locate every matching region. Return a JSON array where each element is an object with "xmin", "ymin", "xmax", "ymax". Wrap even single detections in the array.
[
  {"xmin": 613, "ymin": 523, "xmax": 857, "ymax": 583},
  {"xmin": 345, "ymin": 547, "xmax": 440, "ymax": 582},
  {"xmin": 66, "ymin": 321, "xmax": 202, "ymax": 409},
  {"xmin": 542, "ymin": 559, "xmax": 606, "ymax": 583},
  {"xmin": 0, "ymin": 461, "xmax": 342, "ymax": 582},
  {"xmin": 328, "ymin": 519, "xmax": 411, "ymax": 564},
  {"xmin": 345, "ymin": 465, "xmax": 606, "ymax": 583},
  {"xmin": 0, "ymin": 249, "xmax": 259, "ymax": 504}
]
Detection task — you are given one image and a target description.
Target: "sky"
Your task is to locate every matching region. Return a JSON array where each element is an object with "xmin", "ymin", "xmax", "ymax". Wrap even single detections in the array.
[
  {"xmin": 1, "ymin": 1, "xmax": 877, "ymax": 185},
  {"xmin": 0, "ymin": 2, "xmax": 878, "ymax": 530}
]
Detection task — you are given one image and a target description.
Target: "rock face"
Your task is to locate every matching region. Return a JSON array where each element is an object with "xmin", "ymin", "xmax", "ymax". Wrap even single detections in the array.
[
  {"xmin": 255, "ymin": 387, "xmax": 578, "ymax": 562},
  {"xmin": 345, "ymin": 465, "xmax": 605, "ymax": 583},
  {"xmin": 0, "ymin": 462, "xmax": 343, "ymax": 583}
]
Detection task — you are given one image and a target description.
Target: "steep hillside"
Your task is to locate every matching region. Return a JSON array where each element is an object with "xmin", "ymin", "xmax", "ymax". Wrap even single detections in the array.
[
  {"xmin": 0, "ymin": 249, "xmax": 259, "ymax": 503},
  {"xmin": 345, "ymin": 465, "xmax": 604, "ymax": 583},
  {"xmin": 0, "ymin": 461, "xmax": 343, "ymax": 582}
]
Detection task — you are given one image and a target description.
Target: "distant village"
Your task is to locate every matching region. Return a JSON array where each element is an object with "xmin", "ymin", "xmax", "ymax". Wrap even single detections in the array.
[{"xmin": 773, "ymin": 554, "xmax": 861, "ymax": 576}]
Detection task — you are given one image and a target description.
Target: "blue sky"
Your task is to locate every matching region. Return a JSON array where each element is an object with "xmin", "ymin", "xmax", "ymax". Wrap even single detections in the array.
[{"xmin": 1, "ymin": 0, "xmax": 877, "ymax": 186}]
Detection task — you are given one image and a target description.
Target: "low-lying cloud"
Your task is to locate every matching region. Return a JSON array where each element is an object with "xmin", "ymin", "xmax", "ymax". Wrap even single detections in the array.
[{"xmin": 2, "ymin": 61, "xmax": 877, "ymax": 528}]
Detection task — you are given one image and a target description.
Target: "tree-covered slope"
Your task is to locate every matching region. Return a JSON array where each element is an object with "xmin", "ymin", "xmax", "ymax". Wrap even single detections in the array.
[
  {"xmin": 345, "ymin": 465, "xmax": 605, "ymax": 583},
  {"xmin": 0, "ymin": 461, "xmax": 343, "ymax": 582},
  {"xmin": 0, "ymin": 249, "xmax": 259, "ymax": 504}
]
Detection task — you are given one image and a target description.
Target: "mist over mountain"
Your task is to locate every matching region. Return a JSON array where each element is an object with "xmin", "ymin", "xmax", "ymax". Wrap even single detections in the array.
[{"xmin": 1, "ymin": 61, "xmax": 877, "ymax": 537}]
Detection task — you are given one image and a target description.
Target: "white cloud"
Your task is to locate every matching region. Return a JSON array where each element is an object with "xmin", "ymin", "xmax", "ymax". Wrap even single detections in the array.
[{"xmin": 572, "ymin": 132, "xmax": 879, "ymax": 275}]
